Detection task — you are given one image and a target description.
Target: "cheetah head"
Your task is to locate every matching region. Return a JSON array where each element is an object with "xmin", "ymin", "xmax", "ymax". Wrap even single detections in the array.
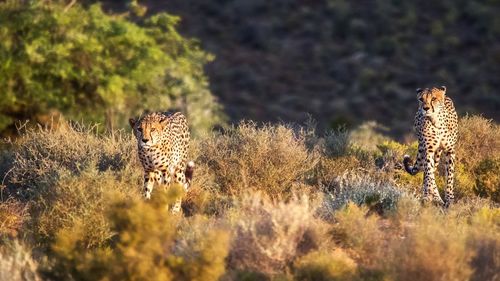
[
  {"xmin": 416, "ymin": 86, "xmax": 447, "ymax": 119},
  {"xmin": 129, "ymin": 114, "xmax": 168, "ymax": 148}
]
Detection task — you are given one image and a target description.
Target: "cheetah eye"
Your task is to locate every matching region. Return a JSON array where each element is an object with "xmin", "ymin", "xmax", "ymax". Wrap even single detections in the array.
[
  {"xmin": 431, "ymin": 97, "xmax": 437, "ymax": 101},
  {"xmin": 150, "ymin": 128, "xmax": 156, "ymax": 132}
]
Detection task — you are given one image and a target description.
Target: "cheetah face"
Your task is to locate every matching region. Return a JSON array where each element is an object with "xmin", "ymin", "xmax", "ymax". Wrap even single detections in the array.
[
  {"xmin": 129, "ymin": 117, "xmax": 167, "ymax": 148},
  {"xmin": 416, "ymin": 86, "xmax": 446, "ymax": 118}
]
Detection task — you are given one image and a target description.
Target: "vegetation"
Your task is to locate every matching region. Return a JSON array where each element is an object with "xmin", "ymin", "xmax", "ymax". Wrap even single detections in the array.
[
  {"xmin": 0, "ymin": 1, "xmax": 499, "ymax": 280},
  {"xmin": 0, "ymin": 0, "xmax": 223, "ymax": 136},
  {"xmin": 0, "ymin": 115, "xmax": 498, "ymax": 280}
]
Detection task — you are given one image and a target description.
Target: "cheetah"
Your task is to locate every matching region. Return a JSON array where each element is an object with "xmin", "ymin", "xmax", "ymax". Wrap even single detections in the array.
[
  {"xmin": 403, "ymin": 86, "xmax": 458, "ymax": 207},
  {"xmin": 129, "ymin": 112, "xmax": 194, "ymax": 213}
]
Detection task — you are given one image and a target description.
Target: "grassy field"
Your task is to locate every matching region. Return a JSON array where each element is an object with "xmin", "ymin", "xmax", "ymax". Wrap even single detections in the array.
[{"xmin": 0, "ymin": 115, "xmax": 499, "ymax": 281}]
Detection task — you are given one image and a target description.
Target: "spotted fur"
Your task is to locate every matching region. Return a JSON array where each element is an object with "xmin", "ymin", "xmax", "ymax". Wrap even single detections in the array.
[
  {"xmin": 403, "ymin": 86, "xmax": 458, "ymax": 207},
  {"xmin": 129, "ymin": 112, "xmax": 193, "ymax": 213}
]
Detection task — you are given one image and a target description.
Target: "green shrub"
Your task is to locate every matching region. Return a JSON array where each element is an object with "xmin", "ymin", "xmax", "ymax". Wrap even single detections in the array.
[
  {"xmin": 50, "ymin": 190, "xmax": 179, "ymax": 281},
  {"xmin": 50, "ymin": 188, "xmax": 230, "ymax": 281},
  {"xmin": 0, "ymin": 0, "xmax": 223, "ymax": 135},
  {"xmin": 349, "ymin": 121, "xmax": 391, "ymax": 152},
  {"xmin": 474, "ymin": 158, "xmax": 500, "ymax": 202}
]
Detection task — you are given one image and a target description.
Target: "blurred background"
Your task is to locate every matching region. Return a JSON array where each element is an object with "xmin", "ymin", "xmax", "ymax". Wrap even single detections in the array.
[{"xmin": 1, "ymin": 0, "xmax": 499, "ymax": 139}]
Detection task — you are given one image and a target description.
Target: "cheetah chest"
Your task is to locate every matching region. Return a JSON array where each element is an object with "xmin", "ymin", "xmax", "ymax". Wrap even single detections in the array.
[{"xmin": 138, "ymin": 146, "xmax": 175, "ymax": 172}]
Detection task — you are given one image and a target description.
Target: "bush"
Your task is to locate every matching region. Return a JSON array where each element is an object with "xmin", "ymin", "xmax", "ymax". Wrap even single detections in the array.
[
  {"xmin": 331, "ymin": 203, "xmax": 385, "ymax": 268},
  {"xmin": 32, "ymin": 168, "xmax": 140, "ymax": 248},
  {"xmin": 50, "ymin": 188, "xmax": 230, "ymax": 281},
  {"xmin": 0, "ymin": 117, "xmax": 498, "ymax": 280},
  {"xmin": 474, "ymin": 158, "xmax": 500, "ymax": 202},
  {"xmin": 195, "ymin": 122, "xmax": 319, "ymax": 198},
  {"xmin": 389, "ymin": 207, "xmax": 473, "ymax": 281},
  {"xmin": 50, "ymin": 190, "xmax": 179, "ymax": 280},
  {"xmin": 9, "ymin": 121, "xmax": 138, "ymax": 197},
  {"xmin": 468, "ymin": 207, "xmax": 500, "ymax": 281},
  {"xmin": 5, "ymin": 121, "xmax": 141, "ymax": 248},
  {"xmin": 227, "ymin": 193, "xmax": 329, "ymax": 276},
  {"xmin": 349, "ymin": 121, "xmax": 391, "ymax": 152},
  {"xmin": 456, "ymin": 116, "xmax": 500, "ymax": 170},
  {"xmin": 0, "ymin": 1, "xmax": 223, "ymax": 135},
  {"xmin": 0, "ymin": 199, "xmax": 28, "ymax": 238},
  {"xmin": 173, "ymin": 215, "xmax": 230, "ymax": 281},
  {"xmin": 454, "ymin": 116, "xmax": 500, "ymax": 199},
  {"xmin": 321, "ymin": 172, "xmax": 406, "ymax": 217},
  {"xmin": 293, "ymin": 249, "xmax": 358, "ymax": 281}
]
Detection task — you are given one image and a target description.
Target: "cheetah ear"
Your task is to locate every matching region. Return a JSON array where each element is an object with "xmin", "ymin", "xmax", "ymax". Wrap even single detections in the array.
[
  {"xmin": 129, "ymin": 118, "xmax": 136, "ymax": 128},
  {"xmin": 416, "ymin": 88, "xmax": 423, "ymax": 98},
  {"xmin": 440, "ymin": 85, "xmax": 446, "ymax": 93},
  {"xmin": 159, "ymin": 118, "xmax": 169, "ymax": 128}
]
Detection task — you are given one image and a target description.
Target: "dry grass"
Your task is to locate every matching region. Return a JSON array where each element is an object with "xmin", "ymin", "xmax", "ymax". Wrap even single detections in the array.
[
  {"xmin": 0, "ymin": 241, "xmax": 40, "ymax": 281},
  {"xmin": 194, "ymin": 122, "xmax": 319, "ymax": 198},
  {"xmin": 454, "ymin": 115, "xmax": 500, "ymax": 200},
  {"xmin": 2, "ymin": 121, "xmax": 142, "ymax": 248},
  {"xmin": 456, "ymin": 115, "xmax": 500, "ymax": 169},
  {"xmin": 0, "ymin": 199, "xmax": 28, "ymax": 237},
  {"xmin": 293, "ymin": 249, "xmax": 358, "ymax": 281},
  {"xmin": 389, "ymin": 207, "xmax": 473, "ymax": 281},
  {"xmin": 0, "ymin": 116, "xmax": 498, "ymax": 280},
  {"xmin": 227, "ymin": 193, "xmax": 330, "ymax": 276}
]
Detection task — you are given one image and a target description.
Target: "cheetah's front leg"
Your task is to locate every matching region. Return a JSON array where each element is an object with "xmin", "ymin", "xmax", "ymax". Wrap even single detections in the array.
[
  {"xmin": 143, "ymin": 171, "xmax": 157, "ymax": 199},
  {"xmin": 423, "ymin": 151, "xmax": 444, "ymax": 205}
]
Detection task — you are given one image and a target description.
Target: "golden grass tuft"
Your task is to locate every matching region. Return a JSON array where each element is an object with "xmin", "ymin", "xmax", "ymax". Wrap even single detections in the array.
[
  {"xmin": 227, "ymin": 192, "xmax": 330, "ymax": 276},
  {"xmin": 293, "ymin": 249, "xmax": 358, "ymax": 281},
  {"xmin": 195, "ymin": 122, "xmax": 319, "ymax": 198}
]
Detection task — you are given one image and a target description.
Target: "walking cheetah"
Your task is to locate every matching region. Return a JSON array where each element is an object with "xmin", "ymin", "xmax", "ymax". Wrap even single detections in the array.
[
  {"xmin": 403, "ymin": 86, "xmax": 458, "ymax": 207},
  {"xmin": 129, "ymin": 112, "xmax": 194, "ymax": 213}
]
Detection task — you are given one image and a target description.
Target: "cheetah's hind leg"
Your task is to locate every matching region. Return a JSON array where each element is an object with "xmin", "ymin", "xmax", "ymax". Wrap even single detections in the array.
[
  {"xmin": 443, "ymin": 150, "xmax": 456, "ymax": 208},
  {"xmin": 169, "ymin": 164, "xmax": 191, "ymax": 214}
]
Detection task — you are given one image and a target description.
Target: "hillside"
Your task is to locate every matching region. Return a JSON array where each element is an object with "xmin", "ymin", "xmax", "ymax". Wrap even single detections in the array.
[{"xmin": 121, "ymin": 0, "xmax": 500, "ymax": 137}]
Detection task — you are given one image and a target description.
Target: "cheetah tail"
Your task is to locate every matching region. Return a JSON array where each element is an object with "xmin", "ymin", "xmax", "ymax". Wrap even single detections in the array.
[
  {"xmin": 403, "ymin": 155, "xmax": 420, "ymax": 175},
  {"xmin": 185, "ymin": 161, "xmax": 195, "ymax": 186}
]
